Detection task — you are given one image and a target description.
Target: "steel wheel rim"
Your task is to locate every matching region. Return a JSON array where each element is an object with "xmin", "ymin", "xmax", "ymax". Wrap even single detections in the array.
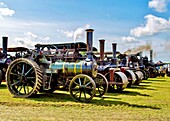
[
  {"xmin": 148, "ymin": 67, "xmax": 158, "ymax": 78},
  {"xmin": 7, "ymin": 60, "xmax": 37, "ymax": 96},
  {"xmin": 69, "ymin": 74, "xmax": 96, "ymax": 102},
  {"xmin": 94, "ymin": 73, "xmax": 108, "ymax": 97}
]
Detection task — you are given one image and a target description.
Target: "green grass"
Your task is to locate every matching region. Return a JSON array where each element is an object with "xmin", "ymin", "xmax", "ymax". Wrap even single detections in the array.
[{"xmin": 0, "ymin": 76, "xmax": 170, "ymax": 121}]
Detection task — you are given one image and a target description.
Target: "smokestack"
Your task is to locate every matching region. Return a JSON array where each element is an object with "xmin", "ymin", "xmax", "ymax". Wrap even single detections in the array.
[
  {"xmin": 36, "ymin": 44, "xmax": 41, "ymax": 53},
  {"xmin": 112, "ymin": 43, "xmax": 117, "ymax": 65},
  {"xmin": 139, "ymin": 51, "xmax": 143, "ymax": 66},
  {"xmin": 99, "ymin": 39, "xmax": 105, "ymax": 61},
  {"xmin": 2, "ymin": 37, "xmax": 8, "ymax": 57},
  {"xmin": 85, "ymin": 29, "xmax": 94, "ymax": 61},
  {"xmin": 86, "ymin": 29, "xmax": 94, "ymax": 52},
  {"xmin": 150, "ymin": 50, "xmax": 153, "ymax": 62},
  {"xmin": 112, "ymin": 43, "xmax": 117, "ymax": 58}
]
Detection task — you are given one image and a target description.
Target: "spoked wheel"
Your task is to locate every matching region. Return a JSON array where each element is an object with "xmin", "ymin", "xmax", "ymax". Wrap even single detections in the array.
[
  {"xmin": 93, "ymin": 73, "xmax": 108, "ymax": 97},
  {"xmin": 6, "ymin": 58, "xmax": 43, "ymax": 98},
  {"xmin": 69, "ymin": 74, "xmax": 96, "ymax": 102},
  {"xmin": 147, "ymin": 66, "xmax": 158, "ymax": 78}
]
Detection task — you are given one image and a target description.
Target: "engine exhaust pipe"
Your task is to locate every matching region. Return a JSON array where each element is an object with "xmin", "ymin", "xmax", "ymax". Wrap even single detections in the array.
[
  {"xmin": 112, "ymin": 43, "xmax": 117, "ymax": 58},
  {"xmin": 99, "ymin": 39, "xmax": 105, "ymax": 61},
  {"xmin": 112, "ymin": 43, "xmax": 117, "ymax": 65},
  {"xmin": 86, "ymin": 29, "xmax": 94, "ymax": 52},
  {"xmin": 150, "ymin": 50, "xmax": 153, "ymax": 63},
  {"xmin": 2, "ymin": 36, "xmax": 8, "ymax": 57},
  {"xmin": 139, "ymin": 51, "xmax": 143, "ymax": 66},
  {"xmin": 86, "ymin": 29, "xmax": 94, "ymax": 60}
]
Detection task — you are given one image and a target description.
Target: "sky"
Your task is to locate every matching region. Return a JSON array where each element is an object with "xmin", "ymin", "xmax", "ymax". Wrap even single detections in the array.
[{"xmin": 0, "ymin": 0, "xmax": 170, "ymax": 62}]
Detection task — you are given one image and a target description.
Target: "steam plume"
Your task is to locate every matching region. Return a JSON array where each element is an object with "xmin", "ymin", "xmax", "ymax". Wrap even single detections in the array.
[
  {"xmin": 124, "ymin": 43, "xmax": 151, "ymax": 54},
  {"xmin": 73, "ymin": 24, "xmax": 90, "ymax": 42}
]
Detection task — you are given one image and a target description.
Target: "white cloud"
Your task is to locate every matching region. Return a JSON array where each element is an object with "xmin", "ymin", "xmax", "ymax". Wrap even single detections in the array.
[
  {"xmin": 0, "ymin": 2, "xmax": 7, "ymax": 7},
  {"xmin": 148, "ymin": 0, "xmax": 170, "ymax": 12},
  {"xmin": 40, "ymin": 37, "xmax": 50, "ymax": 41},
  {"xmin": 130, "ymin": 14, "xmax": 170, "ymax": 37},
  {"xmin": 121, "ymin": 36, "xmax": 139, "ymax": 43},
  {"xmin": 14, "ymin": 32, "xmax": 50, "ymax": 48},
  {"xmin": 24, "ymin": 32, "xmax": 38, "ymax": 39},
  {"xmin": 0, "ymin": 2, "xmax": 15, "ymax": 19},
  {"xmin": 63, "ymin": 30, "xmax": 74, "ymax": 38}
]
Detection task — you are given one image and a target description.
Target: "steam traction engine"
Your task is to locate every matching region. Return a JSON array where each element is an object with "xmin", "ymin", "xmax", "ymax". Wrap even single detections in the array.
[
  {"xmin": 0, "ymin": 37, "xmax": 31, "ymax": 85},
  {"xmin": 126, "ymin": 53, "xmax": 146, "ymax": 85},
  {"xmin": 5, "ymin": 29, "xmax": 108, "ymax": 102},
  {"xmin": 142, "ymin": 50, "xmax": 164, "ymax": 78},
  {"xmin": 96, "ymin": 40, "xmax": 129, "ymax": 92}
]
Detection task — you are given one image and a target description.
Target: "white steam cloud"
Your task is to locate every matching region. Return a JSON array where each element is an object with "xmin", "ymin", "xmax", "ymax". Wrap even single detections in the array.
[
  {"xmin": 58, "ymin": 24, "xmax": 90, "ymax": 42},
  {"xmin": 73, "ymin": 24, "xmax": 90, "ymax": 42}
]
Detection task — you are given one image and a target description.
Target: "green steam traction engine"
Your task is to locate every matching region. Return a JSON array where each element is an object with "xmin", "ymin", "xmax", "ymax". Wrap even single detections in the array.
[{"xmin": 5, "ymin": 29, "xmax": 108, "ymax": 102}]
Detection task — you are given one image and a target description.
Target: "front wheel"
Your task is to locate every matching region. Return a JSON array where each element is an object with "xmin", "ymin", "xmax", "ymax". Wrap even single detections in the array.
[
  {"xmin": 147, "ymin": 66, "xmax": 158, "ymax": 78},
  {"xmin": 94, "ymin": 73, "xmax": 108, "ymax": 97},
  {"xmin": 69, "ymin": 74, "xmax": 96, "ymax": 102}
]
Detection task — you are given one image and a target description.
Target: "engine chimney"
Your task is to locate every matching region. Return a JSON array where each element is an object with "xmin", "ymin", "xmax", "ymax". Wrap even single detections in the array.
[
  {"xmin": 86, "ymin": 29, "xmax": 94, "ymax": 52},
  {"xmin": 139, "ymin": 51, "xmax": 143, "ymax": 66},
  {"xmin": 112, "ymin": 43, "xmax": 117, "ymax": 58},
  {"xmin": 99, "ymin": 39, "xmax": 105, "ymax": 61},
  {"xmin": 112, "ymin": 43, "xmax": 117, "ymax": 65},
  {"xmin": 150, "ymin": 50, "xmax": 153, "ymax": 63},
  {"xmin": 86, "ymin": 29, "xmax": 94, "ymax": 60},
  {"xmin": 36, "ymin": 44, "xmax": 41, "ymax": 53},
  {"xmin": 2, "ymin": 36, "xmax": 8, "ymax": 57}
]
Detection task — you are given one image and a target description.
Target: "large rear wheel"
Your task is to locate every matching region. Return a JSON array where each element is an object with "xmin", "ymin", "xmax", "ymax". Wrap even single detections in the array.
[{"xmin": 6, "ymin": 58, "xmax": 43, "ymax": 97}]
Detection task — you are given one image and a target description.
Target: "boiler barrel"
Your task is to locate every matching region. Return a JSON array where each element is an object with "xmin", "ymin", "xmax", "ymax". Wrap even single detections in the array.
[{"xmin": 50, "ymin": 61, "xmax": 97, "ymax": 77}]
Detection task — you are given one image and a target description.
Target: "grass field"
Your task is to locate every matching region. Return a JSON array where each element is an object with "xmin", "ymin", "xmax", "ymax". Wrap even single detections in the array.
[{"xmin": 0, "ymin": 76, "xmax": 170, "ymax": 121}]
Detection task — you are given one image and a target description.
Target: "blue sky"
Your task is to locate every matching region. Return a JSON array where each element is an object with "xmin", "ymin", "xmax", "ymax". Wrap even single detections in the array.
[{"xmin": 0, "ymin": 0, "xmax": 170, "ymax": 62}]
